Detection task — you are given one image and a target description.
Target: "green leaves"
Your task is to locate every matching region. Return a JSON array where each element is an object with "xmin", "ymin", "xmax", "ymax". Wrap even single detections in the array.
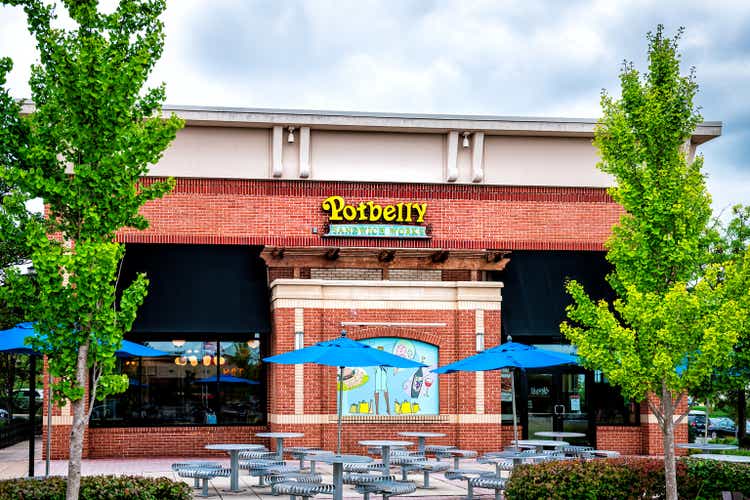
[
  {"xmin": 4, "ymin": 0, "xmax": 182, "ymax": 242},
  {"xmin": 0, "ymin": 1, "xmax": 183, "ymax": 406},
  {"xmin": 562, "ymin": 33, "xmax": 749, "ymax": 500}
]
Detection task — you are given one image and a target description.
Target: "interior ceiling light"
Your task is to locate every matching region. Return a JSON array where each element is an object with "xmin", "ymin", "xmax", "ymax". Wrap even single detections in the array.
[{"xmin": 288, "ymin": 126, "xmax": 295, "ymax": 143}]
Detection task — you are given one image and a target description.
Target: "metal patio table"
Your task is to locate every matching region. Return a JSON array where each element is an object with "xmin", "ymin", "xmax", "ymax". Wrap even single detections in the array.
[
  {"xmin": 484, "ymin": 451, "xmax": 548, "ymax": 468},
  {"xmin": 534, "ymin": 431, "xmax": 586, "ymax": 441},
  {"xmin": 359, "ymin": 440, "xmax": 413, "ymax": 476},
  {"xmin": 303, "ymin": 449, "xmax": 335, "ymax": 474},
  {"xmin": 314, "ymin": 453, "xmax": 372, "ymax": 500},
  {"xmin": 691, "ymin": 454, "xmax": 750, "ymax": 464},
  {"xmin": 256, "ymin": 432, "xmax": 305, "ymax": 460},
  {"xmin": 677, "ymin": 443, "xmax": 739, "ymax": 451},
  {"xmin": 204, "ymin": 443, "xmax": 266, "ymax": 492},
  {"xmin": 512, "ymin": 439, "xmax": 569, "ymax": 453},
  {"xmin": 398, "ymin": 432, "xmax": 446, "ymax": 454}
]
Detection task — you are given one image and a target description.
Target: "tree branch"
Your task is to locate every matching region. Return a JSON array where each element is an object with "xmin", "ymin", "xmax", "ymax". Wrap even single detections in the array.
[{"xmin": 647, "ymin": 398, "xmax": 666, "ymax": 431}]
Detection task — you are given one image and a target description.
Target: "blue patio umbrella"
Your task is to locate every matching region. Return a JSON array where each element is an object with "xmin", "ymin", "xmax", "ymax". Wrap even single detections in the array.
[
  {"xmin": 0, "ymin": 322, "xmax": 37, "ymax": 354},
  {"xmin": 194, "ymin": 375, "xmax": 259, "ymax": 385},
  {"xmin": 0, "ymin": 322, "xmax": 169, "ymax": 358},
  {"xmin": 433, "ymin": 338, "xmax": 578, "ymax": 447},
  {"xmin": 264, "ymin": 330, "xmax": 425, "ymax": 454}
]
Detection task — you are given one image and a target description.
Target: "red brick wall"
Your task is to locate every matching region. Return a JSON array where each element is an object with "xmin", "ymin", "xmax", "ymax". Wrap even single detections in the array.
[
  {"xmin": 87, "ymin": 426, "xmax": 268, "ymax": 459},
  {"xmin": 597, "ymin": 426, "xmax": 643, "ymax": 455},
  {"xmin": 263, "ymin": 306, "xmax": 507, "ymax": 455},
  {"xmin": 117, "ymin": 179, "xmax": 621, "ymax": 250}
]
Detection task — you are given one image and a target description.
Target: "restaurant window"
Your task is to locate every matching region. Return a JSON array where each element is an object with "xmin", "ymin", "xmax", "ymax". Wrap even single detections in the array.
[
  {"xmin": 90, "ymin": 335, "xmax": 265, "ymax": 427},
  {"xmin": 592, "ymin": 371, "xmax": 639, "ymax": 426},
  {"xmin": 340, "ymin": 337, "xmax": 438, "ymax": 416}
]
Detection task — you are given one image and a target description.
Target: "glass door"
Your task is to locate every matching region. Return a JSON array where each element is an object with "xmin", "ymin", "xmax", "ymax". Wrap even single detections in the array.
[
  {"xmin": 558, "ymin": 373, "xmax": 589, "ymax": 437},
  {"xmin": 524, "ymin": 371, "xmax": 591, "ymax": 445},
  {"xmin": 526, "ymin": 373, "xmax": 555, "ymax": 438}
]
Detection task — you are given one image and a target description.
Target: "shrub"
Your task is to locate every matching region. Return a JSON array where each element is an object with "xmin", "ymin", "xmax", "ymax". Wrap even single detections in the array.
[
  {"xmin": 504, "ymin": 457, "xmax": 750, "ymax": 500},
  {"xmin": 683, "ymin": 458, "xmax": 750, "ymax": 499},
  {"xmin": 0, "ymin": 475, "xmax": 192, "ymax": 500}
]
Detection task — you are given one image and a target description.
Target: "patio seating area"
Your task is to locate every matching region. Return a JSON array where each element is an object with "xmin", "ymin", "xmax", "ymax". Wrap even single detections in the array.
[{"xmin": 163, "ymin": 433, "xmax": 623, "ymax": 499}]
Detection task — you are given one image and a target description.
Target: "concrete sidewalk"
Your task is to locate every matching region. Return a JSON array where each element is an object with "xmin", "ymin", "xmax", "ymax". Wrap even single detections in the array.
[{"xmin": 0, "ymin": 445, "xmax": 503, "ymax": 499}]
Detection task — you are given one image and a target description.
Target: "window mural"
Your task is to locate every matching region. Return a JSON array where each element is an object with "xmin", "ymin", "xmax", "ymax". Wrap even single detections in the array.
[{"xmin": 340, "ymin": 337, "xmax": 438, "ymax": 416}]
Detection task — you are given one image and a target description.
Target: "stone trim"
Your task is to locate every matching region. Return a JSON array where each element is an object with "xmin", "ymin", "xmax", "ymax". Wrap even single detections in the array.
[{"xmin": 270, "ymin": 279, "xmax": 503, "ymax": 311}]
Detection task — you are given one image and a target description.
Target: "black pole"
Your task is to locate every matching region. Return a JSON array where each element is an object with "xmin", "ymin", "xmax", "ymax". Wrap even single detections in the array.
[
  {"xmin": 28, "ymin": 355, "xmax": 37, "ymax": 477},
  {"xmin": 737, "ymin": 389, "xmax": 747, "ymax": 443}
]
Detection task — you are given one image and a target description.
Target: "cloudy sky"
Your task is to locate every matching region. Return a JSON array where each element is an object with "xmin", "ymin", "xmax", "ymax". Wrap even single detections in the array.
[{"xmin": 1, "ymin": 0, "xmax": 748, "ymax": 215}]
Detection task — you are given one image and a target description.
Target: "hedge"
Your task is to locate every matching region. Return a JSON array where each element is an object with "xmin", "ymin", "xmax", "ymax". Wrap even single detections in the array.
[
  {"xmin": 0, "ymin": 475, "xmax": 192, "ymax": 500},
  {"xmin": 504, "ymin": 457, "xmax": 750, "ymax": 500}
]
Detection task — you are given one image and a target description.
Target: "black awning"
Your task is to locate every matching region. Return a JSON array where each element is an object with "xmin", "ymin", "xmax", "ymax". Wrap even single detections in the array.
[
  {"xmin": 490, "ymin": 251, "xmax": 614, "ymax": 340},
  {"xmin": 119, "ymin": 244, "xmax": 271, "ymax": 334}
]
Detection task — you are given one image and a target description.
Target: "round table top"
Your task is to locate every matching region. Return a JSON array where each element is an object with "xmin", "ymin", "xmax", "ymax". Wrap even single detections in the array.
[
  {"xmin": 691, "ymin": 454, "xmax": 750, "ymax": 463},
  {"xmin": 534, "ymin": 431, "xmax": 586, "ymax": 439},
  {"xmin": 313, "ymin": 454, "xmax": 373, "ymax": 464},
  {"xmin": 677, "ymin": 443, "xmax": 739, "ymax": 451},
  {"xmin": 512, "ymin": 439, "xmax": 569, "ymax": 447},
  {"xmin": 486, "ymin": 451, "xmax": 547, "ymax": 459},
  {"xmin": 256, "ymin": 432, "xmax": 305, "ymax": 438},
  {"xmin": 205, "ymin": 444, "xmax": 266, "ymax": 451},
  {"xmin": 359, "ymin": 440, "xmax": 413, "ymax": 447},
  {"xmin": 398, "ymin": 432, "xmax": 446, "ymax": 438},
  {"xmin": 305, "ymin": 450, "xmax": 335, "ymax": 456}
]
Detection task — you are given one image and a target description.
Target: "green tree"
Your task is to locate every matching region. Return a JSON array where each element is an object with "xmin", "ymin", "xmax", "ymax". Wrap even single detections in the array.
[
  {"xmin": 0, "ymin": 1, "xmax": 182, "ymax": 498},
  {"xmin": 693, "ymin": 205, "xmax": 750, "ymax": 441},
  {"xmin": 561, "ymin": 26, "xmax": 750, "ymax": 500},
  {"xmin": 0, "ymin": 57, "xmax": 43, "ymax": 330}
]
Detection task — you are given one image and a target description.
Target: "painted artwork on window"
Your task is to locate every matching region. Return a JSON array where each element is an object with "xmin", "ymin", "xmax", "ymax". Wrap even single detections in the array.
[{"xmin": 340, "ymin": 337, "xmax": 439, "ymax": 416}]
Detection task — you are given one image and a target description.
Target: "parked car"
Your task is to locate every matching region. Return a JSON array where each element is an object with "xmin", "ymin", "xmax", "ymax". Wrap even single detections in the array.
[
  {"xmin": 688, "ymin": 411, "xmax": 707, "ymax": 434},
  {"xmin": 707, "ymin": 417, "xmax": 737, "ymax": 438}
]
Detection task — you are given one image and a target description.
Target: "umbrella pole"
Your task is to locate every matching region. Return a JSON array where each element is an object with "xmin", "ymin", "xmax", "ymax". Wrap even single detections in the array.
[
  {"xmin": 511, "ymin": 369, "xmax": 519, "ymax": 450},
  {"xmin": 45, "ymin": 369, "xmax": 52, "ymax": 477},
  {"xmin": 337, "ymin": 366, "xmax": 343, "ymax": 455}
]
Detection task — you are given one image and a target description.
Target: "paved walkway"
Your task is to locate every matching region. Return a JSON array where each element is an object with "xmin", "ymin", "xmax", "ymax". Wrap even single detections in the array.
[
  {"xmin": 0, "ymin": 437, "xmax": 43, "ymax": 479},
  {"xmin": 0, "ymin": 445, "xmax": 501, "ymax": 499}
]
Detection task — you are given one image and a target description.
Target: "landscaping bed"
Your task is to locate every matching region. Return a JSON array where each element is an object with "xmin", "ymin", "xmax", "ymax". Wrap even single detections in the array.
[
  {"xmin": 505, "ymin": 457, "xmax": 750, "ymax": 499},
  {"xmin": 0, "ymin": 475, "xmax": 191, "ymax": 500}
]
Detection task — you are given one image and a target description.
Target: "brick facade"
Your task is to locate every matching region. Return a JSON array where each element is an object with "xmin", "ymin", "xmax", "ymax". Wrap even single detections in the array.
[
  {"xmin": 41, "ymin": 177, "xmax": 682, "ymax": 459},
  {"xmin": 117, "ymin": 179, "xmax": 621, "ymax": 251}
]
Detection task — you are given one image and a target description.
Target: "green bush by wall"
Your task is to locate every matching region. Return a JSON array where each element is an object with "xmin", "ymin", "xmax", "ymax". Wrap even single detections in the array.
[
  {"xmin": 0, "ymin": 475, "xmax": 192, "ymax": 500},
  {"xmin": 504, "ymin": 457, "xmax": 750, "ymax": 500}
]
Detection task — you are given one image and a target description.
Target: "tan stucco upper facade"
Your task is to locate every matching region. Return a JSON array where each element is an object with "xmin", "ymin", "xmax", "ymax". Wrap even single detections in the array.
[
  {"xmin": 146, "ymin": 106, "xmax": 721, "ymax": 188},
  {"xmin": 22, "ymin": 102, "xmax": 718, "ymax": 188}
]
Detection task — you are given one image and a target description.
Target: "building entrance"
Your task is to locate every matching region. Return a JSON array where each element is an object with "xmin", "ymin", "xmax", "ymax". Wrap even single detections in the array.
[{"xmin": 524, "ymin": 370, "xmax": 593, "ymax": 445}]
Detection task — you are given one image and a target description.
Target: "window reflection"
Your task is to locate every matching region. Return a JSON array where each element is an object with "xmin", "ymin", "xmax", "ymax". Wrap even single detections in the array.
[{"xmin": 90, "ymin": 337, "xmax": 264, "ymax": 427}]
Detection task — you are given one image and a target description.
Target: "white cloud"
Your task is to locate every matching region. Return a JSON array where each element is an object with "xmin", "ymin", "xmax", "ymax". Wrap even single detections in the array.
[{"xmin": 0, "ymin": 0, "xmax": 748, "ymax": 211}]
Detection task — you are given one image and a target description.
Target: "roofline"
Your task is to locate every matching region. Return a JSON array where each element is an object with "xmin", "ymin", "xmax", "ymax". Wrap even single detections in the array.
[
  {"xmin": 19, "ymin": 102, "xmax": 723, "ymax": 143},
  {"xmin": 161, "ymin": 104, "xmax": 722, "ymax": 144}
]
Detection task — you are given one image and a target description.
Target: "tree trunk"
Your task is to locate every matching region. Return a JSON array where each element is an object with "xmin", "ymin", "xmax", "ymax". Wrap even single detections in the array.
[
  {"xmin": 66, "ymin": 342, "xmax": 89, "ymax": 500},
  {"xmin": 738, "ymin": 390, "xmax": 747, "ymax": 442},
  {"xmin": 662, "ymin": 386, "xmax": 678, "ymax": 500}
]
